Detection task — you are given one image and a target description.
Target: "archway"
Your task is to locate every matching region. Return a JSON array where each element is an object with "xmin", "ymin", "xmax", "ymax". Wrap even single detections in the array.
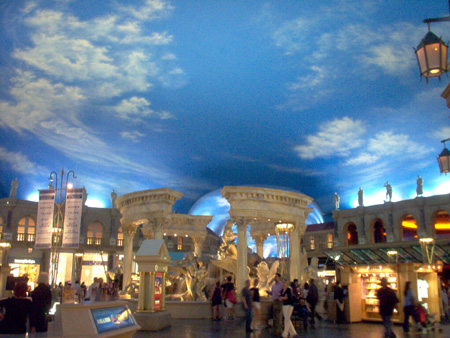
[
  {"xmin": 372, "ymin": 219, "xmax": 386, "ymax": 243},
  {"xmin": 345, "ymin": 222, "xmax": 358, "ymax": 245},
  {"xmin": 400, "ymin": 214, "xmax": 417, "ymax": 241},
  {"xmin": 433, "ymin": 211, "xmax": 450, "ymax": 238}
]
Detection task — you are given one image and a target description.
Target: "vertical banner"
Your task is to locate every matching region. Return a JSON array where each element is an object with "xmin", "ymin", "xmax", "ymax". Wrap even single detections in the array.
[
  {"xmin": 154, "ymin": 272, "xmax": 163, "ymax": 311},
  {"xmin": 35, "ymin": 189, "xmax": 56, "ymax": 249},
  {"xmin": 62, "ymin": 188, "xmax": 84, "ymax": 248}
]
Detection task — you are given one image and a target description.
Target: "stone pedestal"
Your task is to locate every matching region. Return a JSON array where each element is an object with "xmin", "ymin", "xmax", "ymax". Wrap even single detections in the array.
[{"xmin": 134, "ymin": 311, "xmax": 171, "ymax": 331}]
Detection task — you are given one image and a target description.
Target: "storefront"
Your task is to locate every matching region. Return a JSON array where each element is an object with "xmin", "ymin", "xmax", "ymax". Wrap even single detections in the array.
[
  {"xmin": 339, "ymin": 263, "xmax": 442, "ymax": 323},
  {"xmin": 8, "ymin": 247, "xmax": 43, "ymax": 291}
]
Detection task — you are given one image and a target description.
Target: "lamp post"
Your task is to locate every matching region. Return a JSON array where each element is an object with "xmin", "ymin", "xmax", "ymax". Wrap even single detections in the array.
[
  {"xmin": 419, "ymin": 237, "xmax": 435, "ymax": 264},
  {"xmin": 414, "ymin": 1, "xmax": 450, "ymax": 83},
  {"xmin": 438, "ymin": 138, "xmax": 450, "ymax": 174},
  {"xmin": 48, "ymin": 168, "xmax": 77, "ymax": 287}
]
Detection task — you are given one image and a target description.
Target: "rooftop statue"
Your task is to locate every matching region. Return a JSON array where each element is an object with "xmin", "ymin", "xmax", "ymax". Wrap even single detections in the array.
[
  {"xmin": 111, "ymin": 189, "xmax": 118, "ymax": 208},
  {"xmin": 358, "ymin": 187, "xmax": 364, "ymax": 206},
  {"xmin": 384, "ymin": 181, "xmax": 392, "ymax": 202},
  {"xmin": 217, "ymin": 220, "xmax": 237, "ymax": 260},
  {"xmin": 416, "ymin": 175, "xmax": 423, "ymax": 197},
  {"xmin": 9, "ymin": 178, "xmax": 18, "ymax": 198},
  {"xmin": 333, "ymin": 192, "xmax": 340, "ymax": 210}
]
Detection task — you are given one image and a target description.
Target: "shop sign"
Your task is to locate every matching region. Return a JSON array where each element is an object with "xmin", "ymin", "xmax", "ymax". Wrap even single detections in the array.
[
  {"xmin": 9, "ymin": 258, "xmax": 41, "ymax": 265},
  {"xmin": 62, "ymin": 188, "xmax": 84, "ymax": 248},
  {"xmin": 35, "ymin": 189, "xmax": 56, "ymax": 249},
  {"xmin": 91, "ymin": 305, "xmax": 136, "ymax": 334},
  {"xmin": 2, "ymin": 233, "xmax": 13, "ymax": 241}
]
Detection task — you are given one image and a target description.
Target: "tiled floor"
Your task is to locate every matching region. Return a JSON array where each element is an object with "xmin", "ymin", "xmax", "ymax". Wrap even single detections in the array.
[{"xmin": 132, "ymin": 319, "xmax": 450, "ymax": 338}]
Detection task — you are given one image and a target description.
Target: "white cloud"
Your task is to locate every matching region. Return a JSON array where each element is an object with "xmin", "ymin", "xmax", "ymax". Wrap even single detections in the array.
[
  {"xmin": 435, "ymin": 126, "xmax": 450, "ymax": 141},
  {"xmin": 0, "ymin": 147, "xmax": 45, "ymax": 174},
  {"xmin": 345, "ymin": 153, "xmax": 379, "ymax": 166},
  {"xmin": 288, "ymin": 66, "xmax": 327, "ymax": 90},
  {"xmin": 120, "ymin": 131, "xmax": 145, "ymax": 142},
  {"xmin": 367, "ymin": 131, "xmax": 431, "ymax": 157},
  {"xmin": 294, "ymin": 117, "xmax": 366, "ymax": 159},
  {"xmin": 113, "ymin": 96, "xmax": 174, "ymax": 120}
]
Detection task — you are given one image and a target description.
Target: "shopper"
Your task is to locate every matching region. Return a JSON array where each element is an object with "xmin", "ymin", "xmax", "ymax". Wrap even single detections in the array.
[
  {"xmin": 241, "ymin": 279, "xmax": 253, "ymax": 333},
  {"xmin": 211, "ymin": 281, "xmax": 222, "ymax": 320},
  {"xmin": 334, "ymin": 281, "xmax": 345, "ymax": 324},
  {"xmin": 302, "ymin": 282, "xmax": 309, "ymax": 299},
  {"xmin": 270, "ymin": 273, "xmax": 284, "ymax": 336},
  {"xmin": 377, "ymin": 277, "xmax": 399, "ymax": 338},
  {"xmin": 31, "ymin": 272, "xmax": 52, "ymax": 333},
  {"xmin": 403, "ymin": 281, "xmax": 418, "ymax": 333},
  {"xmin": 222, "ymin": 276, "xmax": 236, "ymax": 320},
  {"xmin": 306, "ymin": 278, "xmax": 319, "ymax": 328},
  {"xmin": 280, "ymin": 280, "xmax": 297, "ymax": 338},
  {"xmin": 250, "ymin": 278, "xmax": 261, "ymax": 330},
  {"xmin": 0, "ymin": 282, "xmax": 34, "ymax": 334},
  {"xmin": 298, "ymin": 297, "xmax": 311, "ymax": 330}
]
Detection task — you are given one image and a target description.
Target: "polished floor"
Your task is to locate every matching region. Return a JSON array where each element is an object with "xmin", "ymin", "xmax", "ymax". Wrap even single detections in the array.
[{"xmin": 132, "ymin": 319, "xmax": 450, "ymax": 338}]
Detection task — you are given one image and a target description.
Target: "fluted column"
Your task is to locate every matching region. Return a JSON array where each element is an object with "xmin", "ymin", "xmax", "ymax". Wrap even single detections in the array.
[
  {"xmin": 192, "ymin": 237, "xmax": 205, "ymax": 258},
  {"xmin": 253, "ymin": 234, "xmax": 267, "ymax": 259},
  {"xmin": 161, "ymin": 272, "xmax": 166, "ymax": 311},
  {"xmin": 122, "ymin": 223, "xmax": 138, "ymax": 291},
  {"xmin": 137, "ymin": 272, "xmax": 146, "ymax": 312},
  {"xmin": 149, "ymin": 272, "xmax": 155, "ymax": 312},
  {"xmin": 290, "ymin": 221, "xmax": 306, "ymax": 282},
  {"xmin": 235, "ymin": 218, "xmax": 248, "ymax": 294}
]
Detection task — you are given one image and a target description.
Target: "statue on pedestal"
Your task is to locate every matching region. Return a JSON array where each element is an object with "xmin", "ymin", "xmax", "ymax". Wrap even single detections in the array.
[
  {"xmin": 333, "ymin": 192, "xmax": 340, "ymax": 210},
  {"xmin": 384, "ymin": 181, "xmax": 392, "ymax": 202},
  {"xmin": 9, "ymin": 178, "xmax": 18, "ymax": 198},
  {"xmin": 358, "ymin": 187, "xmax": 364, "ymax": 206},
  {"xmin": 416, "ymin": 176, "xmax": 423, "ymax": 197},
  {"xmin": 111, "ymin": 189, "xmax": 118, "ymax": 208}
]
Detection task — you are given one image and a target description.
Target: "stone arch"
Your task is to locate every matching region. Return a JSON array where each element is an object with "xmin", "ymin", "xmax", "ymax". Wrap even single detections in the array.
[
  {"xmin": 370, "ymin": 218, "xmax": 386, "ymax": 243},
  {"xmin": 431, "ymin": 209, "xmax": 450, "ymax": 238},
  {"xmin": 344, "ymin": 222, "xmax": 358, "ymax": 245},
  {"xmin": 398, "ymin": 214, "xmax": 418, "ymax": 241}
]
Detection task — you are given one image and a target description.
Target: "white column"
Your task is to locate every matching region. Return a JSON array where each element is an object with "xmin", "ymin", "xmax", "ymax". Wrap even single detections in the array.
[
  {"xmin": 253, "ymin": 234, "xmax": 267, "ymax": 259},
  {"xmin": 289, "ymin": 225, "xmax": 302, "ymax": 282},
  {"xmin": 122, "ymin": 223, "xmax": 137, "ymax": 291},
  {"xmin": 236, "ymin": 218, "xmax": 248, "ymax": 294}
]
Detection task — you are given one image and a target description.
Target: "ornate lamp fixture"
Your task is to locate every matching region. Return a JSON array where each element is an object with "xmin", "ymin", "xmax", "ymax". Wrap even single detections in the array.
[
  {"xmin": 419, "ymin": 238, "xmax": 435, "ymax": 264},
  {"xmin": 438, "ymin": 138, "xmax": 450, "ymax": 174},
  {"xmin": 415, "ymin": 2, "xmax": 450, "ymax": 83},
  {"xmin": 386, "ymin": 250, "xmax": 399, "ymax": 264},
  {"xmin": 275, "ymin": 222, "xmax": 293, "ymax": 278}
]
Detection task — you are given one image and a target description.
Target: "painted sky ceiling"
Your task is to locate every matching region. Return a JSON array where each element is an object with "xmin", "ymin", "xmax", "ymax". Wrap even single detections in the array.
[{"xmin": 1, "ymin": 0, "xmax": 450, "ymax": 226}]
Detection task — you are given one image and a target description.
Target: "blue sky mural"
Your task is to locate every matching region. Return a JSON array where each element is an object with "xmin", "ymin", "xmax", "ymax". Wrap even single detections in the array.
[{"xmin": 1, "ymin": 0, "xmax": 450, "ymax": 227}]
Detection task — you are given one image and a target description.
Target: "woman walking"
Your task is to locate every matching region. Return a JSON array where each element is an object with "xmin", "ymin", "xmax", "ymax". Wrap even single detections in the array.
[
  {"xmin": 250, "ymin": 279, "xmax": 261, "ymax": 330},
  {"xmin": 280, "ymin": 280, "xmax": 297, "ymax": 338},
  {"xmin": 403, "ymin": 281, "xmax": 418, "ymax": 333},
  {"xmin": 211, "ymin": 281, "xmax": 222, "ymax": 320}
]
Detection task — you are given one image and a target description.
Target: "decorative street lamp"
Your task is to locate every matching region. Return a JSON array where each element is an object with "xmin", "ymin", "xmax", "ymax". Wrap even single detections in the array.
[
  {"xmin": 275, "ymin": 222, "xmax": 293, "ymax": 278},
  {"xmin": 437, "ymin": 138, "xmax": 450, "ymax": 174},
  {"xmin": 387, "ymin": 250, "xmax": 399, "ymax": 264},
  {"xmin": 415, "ymin": 2, "xmax": 450, "ymax": 83},
  {"xmin": 419, "ymin": 237, "xmax": 435, "ymax": 264}
]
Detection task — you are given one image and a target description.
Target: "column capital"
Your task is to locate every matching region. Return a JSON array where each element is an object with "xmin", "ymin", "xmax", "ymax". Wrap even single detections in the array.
[
  {"xmin": 122, "ymin": 223, "xmax": 139, "ymax": 236},
  {"xmin": 233, "ymin": 217, "xmax": 250, "ymax": 231}
]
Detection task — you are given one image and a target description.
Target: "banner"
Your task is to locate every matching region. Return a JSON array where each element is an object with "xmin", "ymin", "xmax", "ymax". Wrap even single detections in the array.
[
  {"xmin": 62, "ymin": 188, "xmax": 84, "ymax": 248},
  {"xmin": 35, "ymin": 189, "xmax": 56, "ymax": 249}
]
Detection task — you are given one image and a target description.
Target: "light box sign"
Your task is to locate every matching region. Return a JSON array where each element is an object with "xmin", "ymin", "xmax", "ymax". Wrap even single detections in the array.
[
  {"xmin": 91, "ymin": 306, "xmax": 135, "ymax": 334},
  {"xmin": 62, "ymin": 188, "xmax": 84, "ymax": 248},
  {"xmin": 155, "ymin": 272, "xmax": 163, "ymax": 311},
  {"xmin": 35, "ymin": 189, "xmax": 56, "ymax": 249}
]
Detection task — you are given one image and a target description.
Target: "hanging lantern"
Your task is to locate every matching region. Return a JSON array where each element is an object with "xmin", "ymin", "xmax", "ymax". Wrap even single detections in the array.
[
  {"xmin": 415, "ymin": 31, "xmax": 448, "ymax": 82},
  {"xmin": 438, "ymin": 139, "xmax": 450, "ymax": 174}
]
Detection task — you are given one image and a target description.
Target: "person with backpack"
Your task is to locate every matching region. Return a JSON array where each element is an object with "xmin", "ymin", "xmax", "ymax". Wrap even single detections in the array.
[
  {"xmin": 306, "ymin": 278, "xmax": 319, "ymax": 328},
  {"xmin": 280, "ymin": 280, "xmax": 297, "ymax": 338}
]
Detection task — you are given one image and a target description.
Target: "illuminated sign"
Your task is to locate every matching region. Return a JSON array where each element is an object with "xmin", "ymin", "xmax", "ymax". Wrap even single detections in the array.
[
  {"xmin": 91, "ymin": 306, "xmax": 136, "ymax": 334},
  {"xmin": 14, "ymin": 259, "xmax": 36, "ymax": 264}
]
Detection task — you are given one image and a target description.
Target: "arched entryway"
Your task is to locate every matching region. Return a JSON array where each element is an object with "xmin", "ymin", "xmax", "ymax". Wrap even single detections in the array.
[
  {"xmin": 400, "ymin": 214, "xmax": 417, "ymax": 241},
  {"xmin": 345, "ymin": 222, "xmax": 358, "ymax": 245},
  {"xmin": 433, "ymin": 210, "xmax": 450, "ymax": 238},
  {"xmin": 372, "ymin": 218, "xmax": 386, "ymax": 243}
]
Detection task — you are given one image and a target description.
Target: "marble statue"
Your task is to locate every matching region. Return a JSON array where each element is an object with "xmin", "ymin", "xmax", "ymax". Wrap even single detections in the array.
[
  {"xmin": 384, "ymin": 181, "xmax": 392, "ymax": 202},
  {"xmin": 304, "ymin": 256, "xmax": 320, "ymax": 281},
  {"xmin": 111, "ymin": 189, "xmax": 118, "ymax": 208},
  {"xmin": 255, "ymin": 260, "xmax": 279, "ymax": 296},
  {"xmin": 358, "ymin": 187, "xmax": 364, "ymax": 206},
  {"xmin": 218, "ymin": 220, "xmax": 237, "ymax": 260},
  {"xmin": 9, "ymin": 178, "xmax": 18, "ymax": 198},
  {"xmin": 416, "ymin": 175, "xmax": 423, "ymax": 197},
  {"xmin": 299, "ymin": 247, "xmax": 309, "ymax": 283},
  {"xmin": 333, "ymin": 192, "xmax": 340, "ymax": 210},
  {"xmin": 178, "ymin": 253, "xmax": 207, "ymax": 301}
]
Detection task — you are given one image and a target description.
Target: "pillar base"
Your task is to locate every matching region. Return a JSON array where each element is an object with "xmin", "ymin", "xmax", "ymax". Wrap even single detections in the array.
[{"xmin": 133, "ymin": 311, "xmax": 171, "ymax": 331}]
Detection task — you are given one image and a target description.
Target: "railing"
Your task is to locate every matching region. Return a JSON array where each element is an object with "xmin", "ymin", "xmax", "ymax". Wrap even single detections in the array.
[
  {"xmin": 17, "ymin": 233, "xmax": 35, "ymax": 242},
  {"xmin": 87, "ymin": 237, "xmax": 102, "ymax": 245},
  {"xmin": 117, "ymin": 239, "xmax": 123, "ymax": 246}
]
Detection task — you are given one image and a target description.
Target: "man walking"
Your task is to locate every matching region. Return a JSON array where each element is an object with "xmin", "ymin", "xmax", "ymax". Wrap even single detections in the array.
[
  {"xmin": 306, "ymin": 278, "xmax": 319, "ymax": 328},
  {"xmin": 270, "ymin": 273, "xmax": 283, "ymax": 336},
  {"xmin": 377, "ymin": 277, "xmax": 399, "ymax": 338},
  {"xmin": 242, "ymin": 279, "xmax": 253, "ymax": 333}
]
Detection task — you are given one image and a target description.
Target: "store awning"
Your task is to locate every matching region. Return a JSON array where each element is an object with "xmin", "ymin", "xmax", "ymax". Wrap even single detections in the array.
[{"xmin": 324, "ymin": 239, "xmax": 450, "ymax": 265}]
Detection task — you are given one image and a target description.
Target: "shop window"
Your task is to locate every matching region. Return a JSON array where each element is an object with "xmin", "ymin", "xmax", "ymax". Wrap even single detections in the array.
[
  {"xmin": 17, "ymin": 217, "xmax": 35, "ymax": 242},
  {"xmin": 327, "ymin": 233, "xmax": 333, "ymax": 248},
  {"xmin": 346, "ymin": 223, "xmax": 358, "ymax": 245},
  {"xmin": 373, "ymin": 219, "xmax": 386, "ymax": 243},
  {"xmin": 117, "ymin": 227, "xmax": 123, "ymax": 246},
  {"xmin": 177, "ymin": 236, "xmax": 183, "ymax": 250},
  {"xmin": 434, "ymin": 211, "xmax": 450, "ymax": 238},
  {"xmin": 87, "ymin": 222, "xmax": 103, "ymax": 245},
  {"xmin": 310, "ymin": 236, "xmax": 315, "ymax": 250},
  {"xmin": 401, "ymin": 214, "xmax": 417, "ymax": 241}
]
